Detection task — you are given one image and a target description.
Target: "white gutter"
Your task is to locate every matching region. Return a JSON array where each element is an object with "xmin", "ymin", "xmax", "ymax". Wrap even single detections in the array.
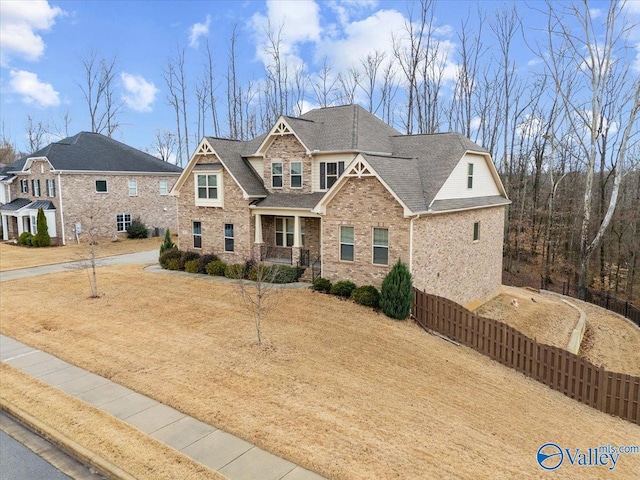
[
  {"xmin": 409, "ymin": 214, "xmax": 421, "ymax": 274},
  {"xmin": 57, "ymin": 173, "xmax": 66, "ymax": 245}
]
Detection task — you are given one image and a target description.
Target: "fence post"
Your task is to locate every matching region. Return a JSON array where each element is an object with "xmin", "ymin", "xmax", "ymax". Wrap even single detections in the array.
[{"xmin": 597, "ymin": 365, "xmax": 606, "ymax": 413}]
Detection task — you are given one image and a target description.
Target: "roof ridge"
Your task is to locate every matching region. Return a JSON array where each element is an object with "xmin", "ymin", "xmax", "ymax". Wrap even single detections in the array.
[{"xmin": 351, "ymin": 105, "xmax": 358, "ymax": 149}]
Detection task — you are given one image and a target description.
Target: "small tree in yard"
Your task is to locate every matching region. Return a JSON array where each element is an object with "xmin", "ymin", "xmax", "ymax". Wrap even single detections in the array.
[
  {"xmin": 380, "ymin": 260, "xmax": 413, "ymax": 320},
  {"xmin": 159, "ymin": 228, "xmax": 175, "ymax": 255},
  {"xmin": 34, "ymin": 208, "xmax": 51, "ymax": 247}
]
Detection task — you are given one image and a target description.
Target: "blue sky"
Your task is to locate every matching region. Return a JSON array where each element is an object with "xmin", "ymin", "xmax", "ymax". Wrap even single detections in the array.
[{"xmin": 0, "ymin": 0, "xmax": 638, "ymax": 159}]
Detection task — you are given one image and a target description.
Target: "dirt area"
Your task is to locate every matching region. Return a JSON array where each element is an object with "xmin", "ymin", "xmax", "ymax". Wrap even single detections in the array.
[
  {"xmin": 477, "ymin": 286, "xmax": 640, "ymax": 376},
  {"xmin": 475, "ymin": 285, "xmax": 578, "ymax": 348},
  {"xmin": 0, "ymin": 236, "xmax": 162, "ymax": 271},
  {"xmin": 1, "ymin": 266, "xmax": 639, "ymax": 479},
  {"xmin": 0, "ymin": 364, "xmax": 222, "ymax": 480}
]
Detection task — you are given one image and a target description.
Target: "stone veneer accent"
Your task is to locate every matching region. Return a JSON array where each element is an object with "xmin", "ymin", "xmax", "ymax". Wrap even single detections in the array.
[
  {"xmin": 322, "ymin": 176, "xmax": 410, "ymax": 288},
  {"xmin": 6, "ymin": 160, "xmax": 178, "ymax": 244},
  {"xmin": 412, "ymin": 206, "xmax": 505, "ymax": 307},
  {"xmin": 177, "ymin": 164, "xmax": 253, "ymax": 264},
  {"xmin": 263, "ymin": 135, "xmax": 312, "ymax": 194}
]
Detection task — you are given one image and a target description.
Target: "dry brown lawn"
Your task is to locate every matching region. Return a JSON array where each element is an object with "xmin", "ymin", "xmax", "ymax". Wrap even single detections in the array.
[
  {"xmin": 0, "ymin": 364, "xmax": 223, "ymax": 480},
  {"xmin": 0, "ymin": 236, "xmax": 162, "ymax": 271},
  {"xmin": 1, "ymin": 266, "xmax": 639, "ymax": 479},
  {"xmin": 477, "ymin": 286, "xmax": 640, "ymax": 376}
]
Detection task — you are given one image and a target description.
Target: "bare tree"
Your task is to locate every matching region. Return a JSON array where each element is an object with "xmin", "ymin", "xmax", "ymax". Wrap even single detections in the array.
[
  {"xmin": 336, "ymin": 67, "xmax": 360, "ymax": 105},
  {"xmin": 310, "ymin": 57, "xmax": 338, "ymax": 108},
  {"xmin": 68, "ymin": 204, "xmax": 106, "ymax": 298},
  {"xmin": 205, "ymin": 40, "xmax": 221, "ymax": 137},
  {"xmin": 226, "ymin": 24, "xmax": 242, "ymax": 140},
  {"xmin": 78, "ymin": 52, "xmax": 122, "ymax": 136},
  {"xmin": 163, "ymin": 50, "xmax": 186, "ymax": 166},
  {"xmin": 151, "ymin": 129, "xmax": 177, "ymax": 162},
  {"xmin": 357, "ymin": 51, "xmax": 385, "ymax": 113},
  {"xmin": 26, "ymin": 115, "xmax": 48, "ymax": 152}
]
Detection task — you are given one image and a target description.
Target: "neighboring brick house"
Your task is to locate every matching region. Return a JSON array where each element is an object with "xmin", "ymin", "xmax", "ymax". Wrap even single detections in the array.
[
  {"xmin": 171, "ymin": 105, "xmax": 510, "ymax": 307},
  {"xmin": 0, "ymin": 132, "xmax": 182, "ymax": 245}
]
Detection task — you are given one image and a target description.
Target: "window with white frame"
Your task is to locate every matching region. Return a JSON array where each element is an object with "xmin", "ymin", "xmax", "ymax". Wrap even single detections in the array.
[
  {"xmin": 20, "ymin": 179, "xmax": 29, "ymax": 193},
  {"xmin": 340, "ymin": 226, "xmax": 354, "ymax": 262},
  {"xmin": 372, "ymin": 228, "xmax": 389, "ymax": 265},
  {"xmin": 467, "ymin": 163, "xmax": 474, "ymax": 189},
  {"xmin": 30, "ymin": 215, "xmax": 37, "ymax": 235},
  {"xmin": 159, "ymin": 179, "xmax": 169, "ymax": 195},
  {"xmin": 128, "ymin": 179, "xmax": 138, "ymax": 196},
  {"xmin": 473, "ymin": 221, "xmax": 480, "ymax": 241},
  {"xmin": 275, "ymin": 217, "xmax": 294, "ymax": 247},
  {"xmin": 272, "ymin": 162, "xmax": 283, "ymax": 188},
  {"xmin": 96, "ymin": 180, "xmax": 108, "ymax": 193},
  {"xmin": 224, "ymin": 223, "xmax": 234, "ymax": 252},
  {"xmin": 194, "ymin": 173, "xmax": 222, "ymax": 207},
  {"xmin": 193, "ymin": 221, "xmax": 202, "ymax": 248},
  {"xmin": 116, "ymin": 213, "xmax": 131, "ymax": 232},
  {"xmin": 31, "ymin": 179, "xmax": 41, "ymax": 197},
  {"xmin": 290, "ymin": 162, "xmax": 302, "ymax": 188},
  {"xmin": 46, "ymin": 179, "xmax": 56, "ymax": 197}
]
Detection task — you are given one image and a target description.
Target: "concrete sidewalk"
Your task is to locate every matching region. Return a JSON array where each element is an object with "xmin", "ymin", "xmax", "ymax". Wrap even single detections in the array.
[{"xmin": 1, "ymin": 335, "xmax": 324, "ymax": 480}]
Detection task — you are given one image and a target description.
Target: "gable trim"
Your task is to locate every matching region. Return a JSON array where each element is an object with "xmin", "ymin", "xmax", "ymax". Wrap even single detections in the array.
[
  {"xmin": 313, "ymin": 154, "xmax": 413, "ymax": 217},
  {"xmin": 253, "ymin": 117, "xmax": 311, "ymax": 156},
  {"xmin": 23, "ymin": 156, "xmax": 54, "ymax": 172}
]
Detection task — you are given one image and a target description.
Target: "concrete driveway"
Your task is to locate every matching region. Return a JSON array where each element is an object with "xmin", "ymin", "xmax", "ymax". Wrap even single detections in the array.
[{"xmin": 0, "ymin": 250, "xmax": 158, "ymax": 283}]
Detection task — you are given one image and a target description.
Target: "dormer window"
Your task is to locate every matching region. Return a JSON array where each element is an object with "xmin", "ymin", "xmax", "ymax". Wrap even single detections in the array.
[
  {"xmin": 194, "ymin": 172, "xmax": 223, "ymax": 207},
  {"xmin": 272, "ymin": 162, "xmax": 283, "ymax": 188}
]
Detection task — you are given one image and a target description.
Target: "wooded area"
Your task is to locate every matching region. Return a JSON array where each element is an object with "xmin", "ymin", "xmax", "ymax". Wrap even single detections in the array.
[{"xmin": 2, "ymin": 1, "xmax": 638, "ymax": 302}]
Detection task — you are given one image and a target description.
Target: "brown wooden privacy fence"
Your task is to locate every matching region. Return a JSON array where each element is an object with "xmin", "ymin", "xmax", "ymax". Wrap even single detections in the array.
[{"xmin": 412, "ymin": 289, "xmax": 640, "ymax": 425}]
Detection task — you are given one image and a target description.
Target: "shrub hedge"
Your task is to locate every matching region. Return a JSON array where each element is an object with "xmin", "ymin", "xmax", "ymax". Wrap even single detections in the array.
[
  {"xmin": 179, "ymin": 251, "xmax": 200, "ymax": 270},
  {"xmin": 198, "ymin": 254, "xmax": 219, "ymax": 274},
  {"xmin": 225, "ymin": 263, "xmax": 246, "ymax": 279},
  {"xmin": 312, "ymin": 277, "xmax": 332, "ymax": 293},
  {"xmin": 351, "ymin": 285, "xmax": 380, "ymax": 308},
  {"xmin": 127, "ymin": 218, "xmax": 148, "ymax": 239},
  {"xmin": 184, "ymin": 259, "xmax": 200, "ymax": 273},
  {"xmin": 206, "ymin": 260, "xmax": 227, "ymax": 276},
  {"xmin": 159, "ymin": 248, "xmax": 181, "ymax": 269},
  {"xmin": 18, "ymin": 232, "xmax": 33, "ymax": 246},
  {"xmin": 331, "ymin": 280, "xmax": 357, "ymax": 298}
]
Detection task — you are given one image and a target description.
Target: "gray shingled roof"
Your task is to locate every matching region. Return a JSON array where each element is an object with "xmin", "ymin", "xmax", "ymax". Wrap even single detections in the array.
[
  {"xmin": 254, "ymin": 192, "xmax": 326, "ymax": 209},
  {"xmin": 205, "ymin": 138, "xmax": 267, "ymax": 197},
  {"xmin": 6, "ymin": 132, "xmax": 183, "ymax": 174},
  {"xmin": 429, "ymin": 196, "xmax": 511, "ymax": 212},
  {"xmin": 0, "ymin": 198, "xmax": 31, "ymax": 211}
]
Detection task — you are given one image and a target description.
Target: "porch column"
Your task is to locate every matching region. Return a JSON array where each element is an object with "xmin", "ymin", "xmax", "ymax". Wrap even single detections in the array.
[
  {"xmin": 254, "ymin": 213, "xmax": 263, "ymax": 244},
  {"xmin": 293, "ymin": 215, "xmax": 302, "ymax": 248},
  {"xmin": 1, "ymin": 215, "xmax": 8, "ymax": 241}
]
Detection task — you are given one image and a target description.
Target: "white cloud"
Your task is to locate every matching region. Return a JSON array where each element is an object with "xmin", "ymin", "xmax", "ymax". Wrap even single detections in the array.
[
  {"xmin": 327, "ymin": 0, "xmax": 378, "ymax": 26},
  {"xmin": 121, "ymin": 73, "xmax": 159, "ymax": 112},
  {"xmin": 634, "ymin": 44, "xmax": 640, "ymax": 73},
  {"xmin": 0, "ymin": 0, "xmax": 63, "ymax": 66},
  {"xmin": 189, "ymin": 14, "xmax": 210, "ymax": 48},
  {"xmin": 9, "ymin": 70, "xmax": 60, "ymax": 108}
]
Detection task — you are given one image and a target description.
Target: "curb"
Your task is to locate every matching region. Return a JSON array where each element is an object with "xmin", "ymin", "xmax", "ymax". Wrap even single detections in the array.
[{"xmin": 0, "ymin": 398, "xmax": 136, "ymax": 480}]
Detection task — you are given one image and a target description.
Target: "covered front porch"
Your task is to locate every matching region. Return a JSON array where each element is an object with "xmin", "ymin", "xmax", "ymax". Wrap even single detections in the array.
[
  {"xmin": 0, "ymin": 199, "xmax": 58, "ymax": 242},
  {"xmin": 251, "ymin": 210, "xmax": 321, "ymax": 270}
]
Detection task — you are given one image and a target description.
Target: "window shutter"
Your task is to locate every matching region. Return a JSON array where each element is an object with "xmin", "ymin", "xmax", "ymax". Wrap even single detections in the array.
[
  {"xmin": 320, "ymin": 162, "xmax": 326, "ymax": 189},
  {"xmin": 338, "ymin": 161, "xmax": 345, "ymax": 176}
]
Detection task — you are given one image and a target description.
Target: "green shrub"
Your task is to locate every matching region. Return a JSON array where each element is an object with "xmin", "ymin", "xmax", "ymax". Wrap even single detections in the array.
[
  {"xmin": 184, "ymin": 259, "xmax": 200, "ymax": 273},
  {"xmin": 351, "ymin": 285, "xmax": 381, "ymax": 308},
  {"xmin": 31, "ymin": 236, "xmax": 39, "ymax": 247},
  {"xmin": 225, "ymin": 263, "xmax": 246, "ymax": 279},
  {"xmin": 198, "ymin": 254, "xmax": 219, "ymax": 273},
  {"xmin": 179, "ymin": 250, "xmax": 200, "ymax": 270},
  {"xmin": 380, "ymin": 259, "xmax": 413, "ymax": 319},
  {"xmin": 331, "ymin": 280, "xmax": 357, "ymax": 298},
  {"xmin": 206, "ymin": 260, "xmax": 227, "ymax": 276},
  {"xmin": 127, "ymin": 218, "xmax": 148, "ymax": 239},
  {"xmin": 19, "ymin": 231, "xmax": 33, "ymax": 246},
  {"xmin": 166, "ymin": 258, "xmax": 181, "ymax": 270},
  {"xmin": 34, "ymin": 208, "xmax": 51, "ymax": 247},
  {"xmin": 159, "ymin": 248, "xmax": 181, "ymax": 269},
  {"xmin": 312, "ymin": 277, "xmax": 332, "ymax": 293},
  {"xmin": 159, "ymin": 229, "xmax": 175, "ymax": 255}
]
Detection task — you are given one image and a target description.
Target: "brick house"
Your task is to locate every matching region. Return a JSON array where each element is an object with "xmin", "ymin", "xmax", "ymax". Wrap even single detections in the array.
[
  {"xmin": 0, "ymin": 132, "xmax": 182, "ymax": 245},
  {"xmin": 171, "ymin": 105, "xmax": 509, "ymax": 307}
]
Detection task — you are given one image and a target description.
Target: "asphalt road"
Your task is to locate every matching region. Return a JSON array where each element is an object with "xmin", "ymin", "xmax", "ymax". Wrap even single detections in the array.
[{"xmin": 0, "ymin": 430, "xmax": 72, "ymax": 480}]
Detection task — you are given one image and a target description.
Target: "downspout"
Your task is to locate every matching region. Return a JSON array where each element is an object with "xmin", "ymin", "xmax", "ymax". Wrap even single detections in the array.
[
  {"xmin": 57, "ymin": 172, "xmax": 66, "ymax": 245},
  {"xmin": 409, "ymin": 214, "xmax": 421, "ymax": 274}
]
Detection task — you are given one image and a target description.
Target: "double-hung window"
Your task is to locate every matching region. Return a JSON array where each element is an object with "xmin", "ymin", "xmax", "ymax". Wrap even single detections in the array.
[
  {"xmin": 116, "ymin": 213, "xmax": 131, "ymax": 232},
  {"xmin": 193, "ymin": 221, "xmax": 202, "ymax": 248},
  {"xmin": 372, "ymin": 228, "xmax": 389, "ymax": 265},
  {"xmin": 159, "ymin": 180, "xmax": 169, "ymax": 195},
  {"xmin": 275, "ymin": 217, "xmax": 294, "ymax": 247},
  {"xmin": 46, "ymin": 179, "xmax": 56, "ymax": 197},
  {"xmin": 272, "ymin": 162, "xmax": 283, "ymax": 188},
  {"xmin": 340, "ymin": 226, "xmax": 354, "ymax": 262},
  {"xmin": 224, "ymin": 224, "xmax": 234, "ymax": 252},
  {"xmin": 320, "ymin": 161, "xmax": 345, "ymax": 190},
  {"xmin": 96, "ymin": 180, "xmax": 108, "ymax": 193},
  {"xmin": 290, "ymin": 162, "xmax": 302, "ymax": 188},
  {"xmin": 128, "ymin": 179, "xmax": 138, "ymax": 196},
  {"xmin": 467, "ymin": 163, "xmax": 474, "ymax": 189},
  {"xmin": 31, "ymin": 179, "xmax": 41, "ymax": 197},
  {"xmin": 20, "ymin": 179, "xmax": 29, "ymax": 193}
]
